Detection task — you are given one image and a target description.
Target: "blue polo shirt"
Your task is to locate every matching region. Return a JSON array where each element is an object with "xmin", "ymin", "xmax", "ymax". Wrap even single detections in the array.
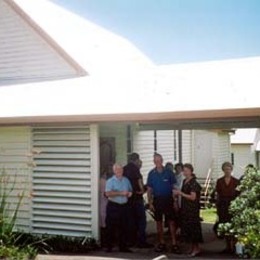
[
  {"xmin": 105, "ymin": 175, "xmax": 132, "ymax": 204},
  {"xmin": 147, "ymin": 168, "xmax": 176, "ymax": 198}
]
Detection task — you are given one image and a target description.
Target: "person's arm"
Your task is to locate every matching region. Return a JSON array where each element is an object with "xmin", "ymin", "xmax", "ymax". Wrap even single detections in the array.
[
  {"xmin": 105, "ymin": 179, "xmax": 129, "ymax": 198},
  {"xmin": 147, "ymin": 186, "xmax": 155, "ymax": 211},
  {"xmin": 174, "ymin": 181, "xmax": 199, "ymax": 201},
  {"xmin": 127, "ymin": 178, "xmax": 133, "ymax": 198},
  {"xmin": 136, "ymin": 178, "xmax": 145, "ymax": 194},
  {"xmin": 147, "ymin": 172, "xmax": 155, "ymax": 211},
  {"xmin": 179, "ymin": 191, "xmax": 196, "ymax": 201},
  {"xmin": 105, "ymin": 190, "xmax": 128, "ymax": 197}
]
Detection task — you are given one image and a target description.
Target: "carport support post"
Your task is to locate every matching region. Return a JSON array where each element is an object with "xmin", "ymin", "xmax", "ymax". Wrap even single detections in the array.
[{"xmin": 178, "ymin": 129, "xmax": 183, "ymax": 163}]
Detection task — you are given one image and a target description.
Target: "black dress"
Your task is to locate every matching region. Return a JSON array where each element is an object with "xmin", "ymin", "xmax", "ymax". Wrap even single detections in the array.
[{"xmin": 181, "ymin": 177, "xmax": 203, "ymax": 243}]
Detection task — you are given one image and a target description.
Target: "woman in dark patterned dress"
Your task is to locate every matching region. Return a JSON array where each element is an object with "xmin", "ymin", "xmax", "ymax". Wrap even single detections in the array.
[
  {"xmin": 215, "ymin": 162, "xmax": 239, "ymax": 253},
  {"xmin": 174, "ymin": 163, "xmax": 203, "ymax": 257}
]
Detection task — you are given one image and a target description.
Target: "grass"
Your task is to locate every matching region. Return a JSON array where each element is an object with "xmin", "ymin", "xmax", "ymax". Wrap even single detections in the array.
[{"xmin": 200, "ymin": 208, "xmax": 217, "ymax": 223}]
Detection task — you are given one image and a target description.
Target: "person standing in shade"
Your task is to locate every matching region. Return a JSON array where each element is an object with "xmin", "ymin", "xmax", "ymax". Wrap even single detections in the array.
[
  {"xmin": 105, "ymin": 163, "xmax": 133, "ymax": 253},
  {"xmin": 174, "ymin": 163, "xmax": 185, "ymax": 191},
  {"xmin": 173, "ymin": 163, "xmax": 203, "ymax": 257},
  {"xmin": 173, "ymin": 163, "xmax": 185, "ymax": 235},
  {"xmin": 147, "ymin": 153, "xmax": 180, "ymax": 254},
  {"xmin": 123, "ymin": 153, "xmax": 153, "ymax": 248},
  {"xmin": 215, "ymin": 162, "xmax": 239, "ymax": 254}
]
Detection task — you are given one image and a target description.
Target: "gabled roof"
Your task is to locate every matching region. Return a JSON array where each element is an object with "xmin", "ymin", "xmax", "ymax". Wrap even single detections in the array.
[
  {"xmin": 0, "ymin": 0, "xmax": 87, "ymax": 85},
  {"xmin": 12, "ymin": 0, "xmax": 154, "ymax": 76}
]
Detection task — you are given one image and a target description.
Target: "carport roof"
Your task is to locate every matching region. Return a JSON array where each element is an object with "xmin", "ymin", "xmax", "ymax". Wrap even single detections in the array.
[
  {"xmin": 0, "ymin": 0, "xmax": 260, "ymax": 127},
  {"xmin": 0, "ymin": 56, "xmax": 260, "ymax": 126}
]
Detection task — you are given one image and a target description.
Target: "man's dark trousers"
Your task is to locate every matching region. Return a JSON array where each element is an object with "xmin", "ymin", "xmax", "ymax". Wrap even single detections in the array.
[
  {"xmin": 106, "ymin": 201, "xmax": 128, "ymax": 249},
  {"xmin": 127, "ymin": 199, "xmax": 147, "ymax": 246}
]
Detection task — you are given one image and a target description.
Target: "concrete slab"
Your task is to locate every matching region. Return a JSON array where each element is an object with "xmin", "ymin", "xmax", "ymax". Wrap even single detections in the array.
[{"xmin": 36, "ymin": 222, "xmax": 237, "ymax": 260}]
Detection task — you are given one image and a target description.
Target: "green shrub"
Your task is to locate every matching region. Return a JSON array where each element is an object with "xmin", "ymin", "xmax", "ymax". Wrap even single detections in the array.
[
  {"xmin": 218, "ymin": 167, "xmax": 260, "ymax": 258},
  {"xmin": 0, "ymin": 170, "xmax": 38, "ymax": 259},
  {"xmin": 0, "ymin": 245, "xmax": 37, "ymax": 260}
]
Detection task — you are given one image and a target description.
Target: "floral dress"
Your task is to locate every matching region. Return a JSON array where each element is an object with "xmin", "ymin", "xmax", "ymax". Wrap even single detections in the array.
[{"xmin": 181, "ymin": 177, "xmax": 203, "ymax": 243}]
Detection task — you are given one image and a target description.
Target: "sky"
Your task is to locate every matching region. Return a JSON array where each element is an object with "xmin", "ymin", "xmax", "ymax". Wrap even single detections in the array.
[{"xmin": 52, "ymin": 0, "xmax": 260, "ymax": 64}]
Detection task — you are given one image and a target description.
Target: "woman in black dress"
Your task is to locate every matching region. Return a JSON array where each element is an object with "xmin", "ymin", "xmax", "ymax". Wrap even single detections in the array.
[{"xmin": 174, "ymin": 163, "xmax": 203, "ymax": 257}]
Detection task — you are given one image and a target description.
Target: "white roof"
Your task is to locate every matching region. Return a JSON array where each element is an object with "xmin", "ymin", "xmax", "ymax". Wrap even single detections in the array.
[
  {"xmin": 1, "ymin": 56, "xmax": 260, "ymax": 120},
  {"xmin": 231, "ymin": 128, "xmax": 257, "ymax": 144},
  {"xmin": 0, "ymin": 0, "xmax": 259, "ymax": 123},
  {"xmin": 12, "ymin": 0, "xmax": 154, "ymax": 76}
]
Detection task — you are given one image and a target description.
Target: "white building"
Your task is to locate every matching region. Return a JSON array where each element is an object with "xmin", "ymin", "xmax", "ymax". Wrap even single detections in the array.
[
  {"xmin": 231, "ymin": 128, "xmax": 260, "ymax": 178},
  {"xmin": 0, "ymin": 0, "xmax": 259, "ymax": 240}
]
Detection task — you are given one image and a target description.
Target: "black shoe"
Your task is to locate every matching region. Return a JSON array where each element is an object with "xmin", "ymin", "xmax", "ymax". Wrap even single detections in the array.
[
  {"xmin": 137, "ymin": 242, "xmax": 154, "ymax": 248},
  {"xmin": 119, "ymin": 247, "xmax": 133, "ymax": 253},
  {"xmin": 171, "ymin": 244, "xmax": 181, "ymax": 254},
  {"xmin": 154, "ymin": 243, "xmax": 167, "ymax": 253}
]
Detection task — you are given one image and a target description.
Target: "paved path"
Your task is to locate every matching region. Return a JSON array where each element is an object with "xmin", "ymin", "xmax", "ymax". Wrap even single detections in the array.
[{"xmin": 36, "ymin": 223, "xmax": 238, "ymax": 260}]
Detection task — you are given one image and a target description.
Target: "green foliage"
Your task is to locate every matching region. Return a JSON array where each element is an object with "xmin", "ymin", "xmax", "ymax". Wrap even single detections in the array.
[
  {"xmin": 0, "ymin": 245, "xmax": 37, "ymax": 260},
  {"xmin": 200, "ymin": 208, "xmax": 217, "ymax": 223},
  {"xmin": 44, "ymin": 235, "xmax": 98, "ymax": 253},
  {"xmin": 0, "ymin": 169, "xmax": 38, "ymax": 259},
  {"xmin": 0, "ymin": 169, "xmax": 24, "ymax": 245},
  {"xmin": 218, "ymin": 167, "xmax": 260, "ymax": 258}
]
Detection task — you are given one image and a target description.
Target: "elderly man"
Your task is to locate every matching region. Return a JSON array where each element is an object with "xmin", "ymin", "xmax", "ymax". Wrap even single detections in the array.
[
  {"xmin": 105, "ymin": 163, "xmax": 133, "ymax": 253},
  {"xmin": 147, "ymin": 153, "xmax": 180, "ymax": 254}
]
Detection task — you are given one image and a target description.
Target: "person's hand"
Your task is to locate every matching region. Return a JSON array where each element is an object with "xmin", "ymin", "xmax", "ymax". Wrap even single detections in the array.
[
  {"xmin": 173, "ymin": 201, "xmax": 179, "ymax": 212},
  {"xmin": 127, "ymin": 192, "xmax": 132, "ymax": 198},
  {"xmin": 173, "ymin": 189, "xmax": 182, "ymax": 196},
  {"xmin": 121, "ymin": 191, "xmax": 129, "ymax": 196},
  {"xmin": 149, "ymin": 203, "xmax": 155, "ymax": 212}
]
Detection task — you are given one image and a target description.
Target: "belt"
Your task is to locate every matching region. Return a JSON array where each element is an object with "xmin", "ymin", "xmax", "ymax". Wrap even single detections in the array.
[{"xmin": 108, "ymin": 200, "xmax": 127, "ymax": 206}]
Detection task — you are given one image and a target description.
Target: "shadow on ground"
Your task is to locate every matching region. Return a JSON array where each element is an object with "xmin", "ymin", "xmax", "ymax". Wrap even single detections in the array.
[{"xmin": 36, "ymin": 222, "xmax": 238, "ymax": 260}]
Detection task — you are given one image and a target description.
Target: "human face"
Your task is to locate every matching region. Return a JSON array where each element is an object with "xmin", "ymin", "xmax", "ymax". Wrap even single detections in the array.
[
  {"xmin": 183, "ymin": 166, "xmax": 192, "ymax": 178},
  {"xmin": 154, "ymin": 155, "xmax": 163, "ymax": 169},
  {"xmin": 113, "ymin": 164, "xmax": 123, "ymax": 178},
  {"xmin": 175, "ymin": 166, "xmax": 183, "ymax": 174},
  {"xmin": 223, "ymin": 166, "xmax": 232, "ymax": 177}
]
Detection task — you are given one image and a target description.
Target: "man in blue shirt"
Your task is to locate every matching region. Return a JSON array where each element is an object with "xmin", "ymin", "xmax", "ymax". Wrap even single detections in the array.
[
  {"xmin": 105, "ymin": 163, "xmax": 133, "ymax": 253},
  {"xmin": 147, "ymin": 153, "xmax": 180, "ymax": 254}
]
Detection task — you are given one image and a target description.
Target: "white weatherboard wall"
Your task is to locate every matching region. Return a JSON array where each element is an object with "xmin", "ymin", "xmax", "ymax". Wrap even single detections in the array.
[
  {"xmin": 0, "ymin": 127, "xmax": 32, "ymax": 232},
  {"xmin": 215, "ymin": 132, "xmax": 231, "ymax": 179},
  {"xmin": 231, "ymin": 144, "xmax": 256, "ymax": 178},
  {"xmin": 0, "ymin": 0, "xmax": 78, "ymax": 86},
  {"xmin": 193, "ymin": 130, "xmax": 231, "ymax": 180},
  {"xmin": 133, "ymin": 130, "xmax": 155, "ymax": 181},
  {"xmin": 31, "ymin": 125, "xmax": 98, "ymax": 238},
  {"xmin": 133, "ymin": 129, "xmax": 180, "ymax": 181},
  {"xmin": 157, "ymin": 130, "xmax": 178, "ymax": 164},
  {"xmin": 182, "ymin": 130, "xmax": 193, "ymax": 163},
  {"xmin": 193, "ymin": 130, "xmax": 214, "ymax": 178}
]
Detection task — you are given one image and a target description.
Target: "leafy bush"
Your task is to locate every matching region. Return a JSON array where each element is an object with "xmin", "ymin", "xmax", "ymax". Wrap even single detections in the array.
[
  {"xmin": 218, "ymin": 167, "xmax": 260, "ymax": 258},
  {"xmin": 13, "ymin": 233, "xmax": 98, "ymax": 255},
  {"xmin": 0, "ymin": 245, "xmax": 37, "ymax": 260},
  {"xmin": 44, "ymin": 235, "xmax": 98, "ymax": 254},
  {"xmin": 0, "ymin": 170, "xmax": 39, "ymax": 259}
]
